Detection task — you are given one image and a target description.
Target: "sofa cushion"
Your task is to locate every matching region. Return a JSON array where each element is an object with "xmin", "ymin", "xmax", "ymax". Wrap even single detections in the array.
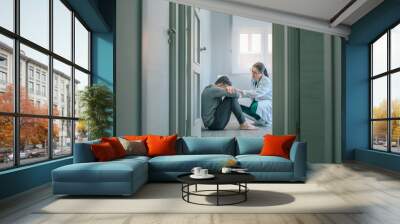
[
  {"xmin": 115, "ymin": 155, "xmax": 150, "ymax": 163},
  {"xmin": 53, "ymin": 158, "xmax": 147, "ymax": 183},
  {"xmin": 180, "ymin": 137, "xmax": 236, "ymax": 155},
  {"xmin": 124, "ymin": 135, "xmax": 149, "ymax": 141},
  {"xmin": 236, "ymin": 155, "xmax": 293, "ymax": 172},
  {"xmin": 149, "ymin": 154, "xmax": 235, "ymax": 172},
  {"xmin": 101, "ymin": 137, "xmax": 127, "ymax": 158},
  {"xmin": 118, "ymin": 138, "xmax": 147, "ymax": 156},
  {"xmin": 236, "ymin": 137, "xmax": 263, "ymax": 155},
  {"xmin": 260, "ymin": 134, "xmax": 296, "ymax": 159},
  {"xmin": 147, "ymin": 135, "xmax": 177, "ymax": 157},
  {"xmin": 91, "ymin": 142, "xmax": 118, "ymax": 161},
  {"xmin": 73, "ymin": 140, "xmax": 100, "ymax": 163}
]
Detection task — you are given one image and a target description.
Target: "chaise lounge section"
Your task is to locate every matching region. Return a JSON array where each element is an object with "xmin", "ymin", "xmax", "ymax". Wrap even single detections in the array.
[
  {"xmin": 52, "ymin": 140, "xmax": 149, "ymax": 196},
  {"xmin": 52, "ymin": 137, "xmax": 307, "ymax": 196}
]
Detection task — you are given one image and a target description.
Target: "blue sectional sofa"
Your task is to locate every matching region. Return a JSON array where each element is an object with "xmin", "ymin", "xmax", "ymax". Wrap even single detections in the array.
[{"xmin": 52, "ymin": 137, "xmax": 307, "ymax": 196}]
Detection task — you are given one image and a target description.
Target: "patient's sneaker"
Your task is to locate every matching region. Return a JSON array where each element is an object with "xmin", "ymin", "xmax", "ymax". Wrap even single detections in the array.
[
  {"xmin": 240, "ymin": 122, "xmax": 258, "ymax": 130},
  {"xmin": 252, "ymin": 119, "xmax": 268, "ymax": 127}
]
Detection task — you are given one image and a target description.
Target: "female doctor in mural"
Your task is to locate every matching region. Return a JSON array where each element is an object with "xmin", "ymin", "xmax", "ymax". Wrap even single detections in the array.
[{"xmin": 237, "ymin": 62, "xmax": 272, "ymax": 127}]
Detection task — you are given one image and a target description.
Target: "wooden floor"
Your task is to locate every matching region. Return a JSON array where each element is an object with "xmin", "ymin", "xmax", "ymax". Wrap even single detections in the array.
[{"xmin": 1, "ymin": 163, "xmax": 400, "ymax": 224}]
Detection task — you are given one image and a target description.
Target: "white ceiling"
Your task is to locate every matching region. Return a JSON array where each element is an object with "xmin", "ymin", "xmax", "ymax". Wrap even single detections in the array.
[
  {"xmin": 222, "ymin": 0, "xmax": 383, "ymax": 26},
  {"xmin": 224, "ymin": 0, "xmax": 352, "ymax": 23},
  {"xmin": 170, "ymin": 0, "xmax": 383, "ymax": 37}
]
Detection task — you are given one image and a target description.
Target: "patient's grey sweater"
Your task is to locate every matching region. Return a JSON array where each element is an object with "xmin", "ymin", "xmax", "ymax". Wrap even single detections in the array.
[{"xmin": 201, "ymin": 85, "xmax": 239, "ymax": 127}]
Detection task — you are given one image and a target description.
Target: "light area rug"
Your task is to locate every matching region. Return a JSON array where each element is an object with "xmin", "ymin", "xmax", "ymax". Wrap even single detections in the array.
[{"xmin": 37, "ymin": 183, "xmax": 362, "ymax": 214}]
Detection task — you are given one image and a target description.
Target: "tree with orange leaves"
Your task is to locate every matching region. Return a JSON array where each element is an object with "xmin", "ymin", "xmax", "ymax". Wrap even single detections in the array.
[{"xmin": 0, "ymin": 84, "xmax": 59, "ymax": 152}]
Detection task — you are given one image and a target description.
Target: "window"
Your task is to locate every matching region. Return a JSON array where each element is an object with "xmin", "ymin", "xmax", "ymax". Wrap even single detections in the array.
[
  {"xmin": 0, "ymin": 34, "xmax": 14, "ymax": 113},
  {"xmin": 21, "ymin": 45, "xmax": 50, "ymax": 116},
  {"xmin": 0, "ymin": 71, "xmax": 6, "ymax": 84},
  {"xmin": 240, "ymin": 33, "xmax": 261, "ymax": 54},
  {"xmin": 0, "ymin": 0, "xmax": 14, "ymax": 31},
  {"xmin": 232, "ymin": 16, "xmax": 272, "ymax": 74},
  {"xmin": 28, "ymin": 81, "xmax": 34, "ymax": 94},
  {"xmin": 19, "ymin": 117, "xmax": 49, "ymax": 165},
  {"xmin": 391, "ymin": 25, "xmax": 400, "ymax": 70},
  {"xmin": 0, "ymin": 0, "xmax": 91, "ymax": 170},
  {"xmin": 35, "ymin": 70, "xmax": 40, "ymax": 81},
  {"xmin": 0, "ymin": 116, "xmax": 14, "ymax": 170},
  {"xmin": 53, "ymin": 119, "xmax": 72, "ymax": 158},
  {"xmin": 0, "ymin": 55, "xmax": 7, "ymax": 67},
  {"xmin": 74, "ymin": 69, "xmax": 89, "ymax": 118},
  {"xmin": 28, "ymin": 67, "xmax": 34, "ymax": 80},
  {"xmin": 370, "ymin": 23, "xmax": 400, "ymax": 153},
  {"xmin": 53, "ymin": 0, "xmax": 72, "ymax": 60},
  {"xmin": 74, "ymin": 18, "xmax": 89, "ymax": 70},
  {"xmin": 20, "ymin": 0, "xmax": 49, "ymax": 49},
  {"xmin": 0, "ymin": 54, "xmax": 8, "ymax": 90},
  {"xmin": 53, "ymin": 59, "xmax": 72, "ymax": 117},
  {"xmin": 41, "ymin": 85, "xmax": 46, "ymax": 97}
]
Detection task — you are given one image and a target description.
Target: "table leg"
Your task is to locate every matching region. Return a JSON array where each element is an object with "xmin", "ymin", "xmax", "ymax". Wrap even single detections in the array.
[
  {"xmin": 245, "ymin": 183, "xmax": 247, "ymax": 201},
  {"xmin": 217, "ymin": 184, "xmax": 219, "ymax": 206},
  {"xmin": 187, "ymin": 184, "xmax": 190, "ymax": 202},
  {"xmin": 195, "ymin": 184, "xmax": 198, "ymax": 192}
]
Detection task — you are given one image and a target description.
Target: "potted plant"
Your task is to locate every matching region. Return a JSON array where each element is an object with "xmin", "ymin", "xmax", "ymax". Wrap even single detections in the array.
[{"xmin": 79, "ymin": 84, "xmax": 113, "ymax": 140}]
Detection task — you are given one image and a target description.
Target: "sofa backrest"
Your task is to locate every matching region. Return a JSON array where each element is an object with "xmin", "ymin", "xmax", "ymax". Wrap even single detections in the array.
[
  {"xmin": 73, "ymin": 139, "xmax": 100, "ymax": 163},
  {"xmin": 74, "ymin": 136, "xmax": 271, "ymax": 162},
  {"xmin": 179, "ymin": 137, "xmax": 236, "ymax": 155},
  {"xmin": 235, "ymin": 137, "xmax": 263, "ymax": 155}
]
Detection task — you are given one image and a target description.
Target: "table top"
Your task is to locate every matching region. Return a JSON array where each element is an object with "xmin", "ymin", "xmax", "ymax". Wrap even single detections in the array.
[{"xmin": 177, "ymin": 172, "xmax": 255, "ymax": 185}]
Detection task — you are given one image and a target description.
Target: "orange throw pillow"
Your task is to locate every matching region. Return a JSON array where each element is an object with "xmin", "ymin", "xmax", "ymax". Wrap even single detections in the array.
[
  {"xmin": 91, "ymin": 142, "xmax": 117, "ymax": 161},
  {"xmin": 146, "ymin": 135, "xmax": 177, "ymax": 157},
  {"xmin": 101, "ymin": 137, "xmax": 127, "ymax": 158},
  {"xmin": 260, "ymin": 134, "xmax": 296, "ymax": 159}
]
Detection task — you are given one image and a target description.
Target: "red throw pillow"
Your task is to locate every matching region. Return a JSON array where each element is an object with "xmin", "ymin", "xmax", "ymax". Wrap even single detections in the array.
[
  {"xmin": 124, "ymin": 135, "xmax": 149, "ymax": 141},
  {"xmin": 146, "ymin": 135, "xmax": 177, "ymax": 157},
  {"xmin": 91, "ymin": 142, "xmax": 117, "ymax": 161},
  {"xmin": 260, "ymin": 134, "xmax": 296, "ymax": 159},
  {"xmin": 101, "ymin": 137, "xmax": 127, "ymax": 158}
]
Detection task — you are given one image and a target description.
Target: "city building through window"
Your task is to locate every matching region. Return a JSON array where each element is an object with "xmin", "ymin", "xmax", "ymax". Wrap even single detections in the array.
[{"xmin": 0, "ymin": 0, "xmax": 91, "ymax": 170}]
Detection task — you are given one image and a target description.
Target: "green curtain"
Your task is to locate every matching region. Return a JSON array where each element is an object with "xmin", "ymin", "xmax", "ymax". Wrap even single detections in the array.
[{"xmin": 272, "ymin": 24, "xmax": 343, "ymax": 163}]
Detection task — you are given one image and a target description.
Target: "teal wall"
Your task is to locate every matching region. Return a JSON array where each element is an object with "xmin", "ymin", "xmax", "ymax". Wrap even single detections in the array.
[
  {"xmin": 0, "ymin": 158, "xmax": 72, "ymax": 199},
  {"xmin": 0, "ymin": 0, "xmax": 116, "ymax": 200},
  {"xmin": 92, "ymin": 33, "xmax": 114, "ymax": 88},
  {"xmin": 345, "ymin": 0, "xmax": 400, "ymax": 171},
  {"xmin": 92, "ymin": 0, "xmax": 116, "ymax": 135}
]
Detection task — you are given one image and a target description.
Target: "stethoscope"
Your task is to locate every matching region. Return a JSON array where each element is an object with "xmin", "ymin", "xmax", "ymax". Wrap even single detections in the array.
[{"xmin": 252, "ymin": 75, "xmax": 263, "ymax": 88}]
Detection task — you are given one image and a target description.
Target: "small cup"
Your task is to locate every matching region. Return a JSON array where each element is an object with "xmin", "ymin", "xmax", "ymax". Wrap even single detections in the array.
[
  {"xmin": 221, "ymin": 167, "xmax": 232, "ymax": 174},
  {"xmin": 199, "ymin": 169, "xmax": 208, "ymax": 176},
  {"xmin": 191, "ymin": 167, "xmax": 202, "ymax": 176}
]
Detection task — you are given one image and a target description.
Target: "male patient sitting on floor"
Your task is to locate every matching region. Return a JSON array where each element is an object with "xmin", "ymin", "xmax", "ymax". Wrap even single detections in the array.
[{"xmin": 201, "ymin": 76, "xmax": 256, "ymax": 130}]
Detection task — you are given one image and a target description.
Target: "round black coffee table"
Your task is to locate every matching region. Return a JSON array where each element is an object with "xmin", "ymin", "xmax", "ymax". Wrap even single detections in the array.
[{"xmin": 177, "ymin": 173, "xmax": 255, "ymax": 206}]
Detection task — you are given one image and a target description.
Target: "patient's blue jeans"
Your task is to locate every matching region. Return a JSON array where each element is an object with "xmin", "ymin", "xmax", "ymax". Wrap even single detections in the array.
[{"xmin": 208, "ymin": 97, "xmax": 246, "ymax": 130}]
